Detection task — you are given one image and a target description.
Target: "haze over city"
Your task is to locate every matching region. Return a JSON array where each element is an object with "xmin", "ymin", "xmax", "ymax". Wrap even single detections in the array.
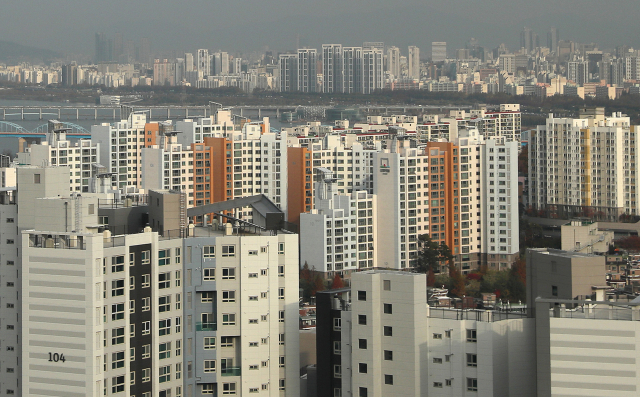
[{"xmin": 3, "ymin": 0, "xmax": 640, "ymax": 55}]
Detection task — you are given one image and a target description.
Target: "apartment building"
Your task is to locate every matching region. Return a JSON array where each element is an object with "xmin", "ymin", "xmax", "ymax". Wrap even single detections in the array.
[
  {"xmin": 323, "ymin": 44, "xmax": 343, "ymax": 94},
  {"xmin": 17, "ymin": 121, "xmax": 100, "ymax": 192},
  {"xmin": 373, "ymin": 138, "xmax": 429, "ymax": 270},
  {"xmin": 92, "ymin": 112, "xmax": 149, "ymax": 192},
  {"xmin": 182, "ymin": 230, "xmax": 300, "ymax": 397},
  {"xmin": 300, "ymin": 168, "xmax": 377, "ymax": 277},
  {"xmin": 528, "ymin": 109, "xmax": 630, "ymax": 219},
  {"xmin": 317, "ymin": 271, "xmax": 536, "ymax": 397},
  {"xmin": 174, "ymin": 111, "xmax": 235, "ymax": 147},
  {"xmin": 141, "ymin": 140, "xmax": 194, "ymax": 199}
]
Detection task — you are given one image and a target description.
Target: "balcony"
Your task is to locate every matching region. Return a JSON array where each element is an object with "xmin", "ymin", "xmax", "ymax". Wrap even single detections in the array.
[
  {"xmin": 221, "ymin": 367, "xmax": 241, "ymax": 376},
  {"xmin": 196, "ymin": 322, "xmax": 217, "ymax": 332}
]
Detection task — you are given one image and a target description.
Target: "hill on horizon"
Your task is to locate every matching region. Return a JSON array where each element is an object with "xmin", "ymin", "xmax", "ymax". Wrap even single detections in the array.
[{"xmin": 0, "ymin": 40, "xmax": 61, "ymax": 64}]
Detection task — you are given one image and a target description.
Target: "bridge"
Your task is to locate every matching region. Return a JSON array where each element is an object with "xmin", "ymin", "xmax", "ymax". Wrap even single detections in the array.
[{"xmin": 0, "ymin": 121, "xmax": 90, "ymax": 138}]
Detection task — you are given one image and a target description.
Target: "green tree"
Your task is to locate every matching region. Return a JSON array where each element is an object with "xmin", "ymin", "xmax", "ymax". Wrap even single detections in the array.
[{"xmin": 415, "ymin": 234, "xmax": 454, "ymax": 274}]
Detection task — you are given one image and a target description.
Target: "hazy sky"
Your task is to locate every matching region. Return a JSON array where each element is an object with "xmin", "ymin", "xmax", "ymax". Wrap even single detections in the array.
[{"xmin": 2, "ymin": 0, "xmax": 640, "ymax": 57}]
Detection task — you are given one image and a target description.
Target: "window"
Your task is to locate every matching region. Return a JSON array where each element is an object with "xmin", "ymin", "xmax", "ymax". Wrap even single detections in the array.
[
  {"xmin": 385, "ymin": 375, "xmax": 393, "ymax": 385},
  {"xmin": 433, "ymin": 333, "xmax": 442, "ymax": 339},
  {"xmin": 201, "ymin": 292, "xmax": 213, "ymax": 302},
  {"xmin": 142, "ymin": 321, "xmax": 150, "ymax": 335},
  {"xmin": 222, "ymin": 245, "xmax": 235, "ymax": 257},
  {"xmin": 279, "ymin": 356, "xmax": 285, "ymax": 368},
  {"xmin": 141, "ymin": 297, "xmax": 150, "ymax": 311},
  {"xmin": 278, "ymin": 265, "xmax": 284, "ymax": 276},
  {"xmin": 159, "ymin": 249, "xmax": 171, "ymax": 266},
  {"xmin": 142, "ymin": 344, "xmax": 151, "ymax": 359},
  {"xmin": 334, "ymin": 365, "xmax": 342, "ymax": 378},
  {"xmin": 221, "ymin": 337, "xmax": 234, "ymax": 347},
  {"xmin": 445, "ymin": 330, "xmax": 452, "ymax": 338},
  {"xmin": 112, "ymin": 256, "xmax": 125, "ymax": 273},
  {"xmin": 222, "ymin": 314, "xmax": 236, "ymax": 326},
  {"xmin": 141, "ymin": 274, "xmax": 150, "ymax": 288},
  {"xmin": 358, "ymin": 387, "xmax": 367, "ymax": 397},
  {"xmin": 204, "ymin": 360, "xmax": 216, "ymax": 373},
  {"xmin": 358, "ymin": 290, "xmax": 367, "ymax": 301},
  {"xmin": 159, "ymin": 295, "xmax": 171, "ymax": 312},
  {"xmin": 142, "ymin": 367, "xmax": 151, "ymax": 382},
  {"xmin": 204, "ymin": 337, "xmax": 216, "ymax": 349},
  {"xmin": 248, "ymin": 250, "xmax": 258, "ymax": 256},
  {"xmin": 333, "ymin": 318, "xmax": 341, "ymax": 330},
  {"xmin": 112, "ymin": 376, "xmax": 125, "ymax": 393},
  {"xmin": 433, "ymin": 357, "xmax": 443, "ymax": 364},
  {"xmin": 552, "ymin": 285, "xmax": 558, "ymax": 297},
  {"xmin": 112, "ymin": 351, "xmax": 125, "ymax": 369},
  {"xmin": 159, "ymin": 319, "xmax": 171, "ymax": 336},
  {"xmin": 384, "ymin": 326, "xmax": 393, "ymax": 336},
  {"xmin": 279, "ymin": 333, "xmax": 285, "ymax": 345},
  {"xmin": 384, "ymin": 350, "xmax": 393, "ymax": 361},
  {"xmin": 466, "ymin": 329, "xmax": 477, "ymax": 342},
  {"xmin": 445, "ymin": 354, "xmax": 452, "ymax": 362},
  {"xmin": 111, "ymin": 327, "xmax": 125, "ymax": 345},
  {"xmin": 434, "ymin": 382, "xmax": 443, "ymax": 388},
  {"xmin": 222, "ymin": 383, "xmax": 236, "ymax": 395},
  {"xmin": 203, "ymin": 268, "xmax": 215, "ymax": 281},
  {"xmin": 159, "ymin": 389, "xmax": 171, "ymax": 397},
  {"xmin": 467, "ymin": 378, "xmax": 478, "ymax": 391},
  {"xmin": 249, "ymin": 341, "xmax": 258, "ymax": 347},
  {"xmin": 446, "ymin": 379, "xmax": 452, "ymax": 386},
  {"xmin": 158, "ymin": 342, "xmax": 171, "ymax": 359},
  {"xmin": 111, "ymin": 303, "xmax": 124, "ymax": 320},
  {"xmin": 222, "ymin": 291, "xmax": 236, "ymax": 302},
  {"xmin": 141, "ymin": 250, "xmax": 150, "ymax": 264},
  {"xmin": 111, "ymin": 279, "xmax": 124, "ymax": 296},
  {"xmin": 279, "ymin": 379, "xmax": 285, "ymax": 391},
  {"xmin": 467, "ymin": 353, "xmax": 477, "ymax": 367},
  {"xmin": 278, "ymin": 242, "xmax": 285, "ymax": 254},
  {"xmin": 358, "ymin": 315, "xmax": 367, "ymax": 325},
  {"xmin": 359, "ymin": 339, "xmax": 367, "ymax": 349},
  {"xmin": 248, "ymin": 273, "xmax": 258, "ymax": 278},
  {"xmin": 159, "ymin": 272, "xmax": 171, "ymax": 289},
  {"xmin": 249, "ymin": 319, "xmax": 258, "ymax": 324},
  {"xmin": 203, "ymin": 246, "xmax": 215, "ymax": 258},
  {"xmin": 383, "ymin": 280, "xmax": 391, "ymax": 290},
  {"xmin": 383, "ymin": 303, "xmax": 392, "ymax": 314},
  {"xmin": 222, "ymin": 268, "xmax": 236, "ymax": 279},
  {"xmin": 334, "ymin": 341, "xmax": 342, "ymax": 354},
  {"xmin": 279, "ymin": 310, "xmax": 285, "ymax": 323},
  {"xmin": 176, "ymin": 339, "xmax": 181, "ymax": 356},
  {"xmin": 34, "ymin": 173, "xmax": 41, "ymax": 184},
  {"xmin": 278, "ymin": 287, "xmax": 285, "ymax": 300},
  {"xmin": 358, "ymin": 363, "xmax": 368, "ymax": 373},
  {"xmin": 202, "ymin": 384, "xmax": 214, "ymax": 394},
  {"xmin": 175, "ymin": 270, "xmax": 181, "ymax": 287},
  {"xmin": 159, "ymin": 365, "xmax": 171, "ymax": 383}
]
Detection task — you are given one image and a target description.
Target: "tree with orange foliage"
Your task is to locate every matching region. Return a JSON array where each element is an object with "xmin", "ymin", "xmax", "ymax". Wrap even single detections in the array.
[
  {"xmin": 427, "ymin": 269, "xmax": 436, "ymax": 287},
  {"xmin": 449, "ymin": 262, "xmax": 466, "ymax": 297},
  {"xmin": 331, "ymin": 274, "xmax": 344, "ymax": 289}
]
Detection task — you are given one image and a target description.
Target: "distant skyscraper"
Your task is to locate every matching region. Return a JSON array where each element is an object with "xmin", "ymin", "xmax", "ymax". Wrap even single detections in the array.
[
  {"xmin": 547, "ymin": 28, "xmax": 559, "ymax": 53},
  {"xmin": 94, "ymin": 32, "xmax": 109, "ymax": 63},
  {"xmin": 212, "ymin": 52, "xmax": 229, "ymax": 75},
  {"xmin": 297, "ymin": 49, "xmax": 317, "ymax": 92},
  {"xmin": 408, "ymin": 46, "xmax": 420, "ymax": 80},
  {"xmin": 520, "ymin": 27, "xmax": 538, "ymax": 53},
  {"xmin": 61, "ymin": 64, "xmax": 78, "ymax": 86},
  {"xmin": 343, "ymin": 47, "xmax": 363, "ymax": 94},
  {"xmin": 184, "ymin": 53, "xmax": 194, "ymax": 72},
  {"xmin": 322, "ymin": 44, "xmax": 343, "ymax": 93},
  {"xmin": 197, "ymin": 49, "xmax": 210, "ymax": 77},
  {"xmin": 386, "ymin": 46, "xmax": 401, "ymax": 78},
  {"xmin": 279, "ymin": 53, "xmax": 298, "ymax": 92},
  {"xmin": 362, "ymin": 49, "xmax": 383, "ymax": 94},
  {"xmin": 139, "ymin": 37, "xmax": 151, "ymax": 64},
  {"xmin": 431, "ymin": 42, "xmax": 447, "ymax": 62}
]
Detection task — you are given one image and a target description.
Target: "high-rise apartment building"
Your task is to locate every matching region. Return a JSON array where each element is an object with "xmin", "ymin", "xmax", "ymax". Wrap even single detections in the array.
[
  {"xmin": 182, "ymin": 232, "xmax": 300, "ymax": 397},
  {"xmin": 197, "ymin": 49, "xmax": 210, "ymax": 77},
  {"xmin": 322, "ymin": 44, "xmax": 343, "ymax": 93},
  {"xmin": 408, "ymin": 46, "xmax": 420, "ymax": 80},
  {"xmin": 342, "ymin": 47, "xmax": 363, "ymax": 94},
  {"xmin": 431, "ymin": 42, "xmax": 447, "ymax": 62},
  {"xmin": 184, "ymin": 53, "xmax": 194, "ymax": 72},
  {"xmin": 297, "ymin": 49, "xmax": 317, "ymax": 93},
  {"xmin": 386, "ymin": 46, "xmax": 400, "ymax": 79},
  {"xmin": 362, "ymin": 49, "xmax": 383, "ymax": 94},
  {"xmin": 278, "ymin": 54, "xmax": 298, "ymax": 92},
  {"xmin": 528, "ymin": 110, "xmax": 632, "ymax": 219}
]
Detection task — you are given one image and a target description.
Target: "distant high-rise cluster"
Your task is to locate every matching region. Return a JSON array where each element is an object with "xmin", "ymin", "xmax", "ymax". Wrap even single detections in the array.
[{"xmin": 94, "ymin": 32, "xmax": 150, "ymax": 64}]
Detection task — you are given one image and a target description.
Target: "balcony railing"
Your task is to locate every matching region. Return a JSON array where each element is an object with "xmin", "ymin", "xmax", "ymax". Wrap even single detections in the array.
[
  {"xmin": 221, "ymin": 367, "xmax": 241, "ymax": 376},
  {"xmin": 196, "ymin": 322, "xmax": 217, "ymax": 331}
]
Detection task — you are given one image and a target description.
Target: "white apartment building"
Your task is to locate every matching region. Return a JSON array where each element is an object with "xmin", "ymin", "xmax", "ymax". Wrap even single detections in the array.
[
  {"xmin": 321, "ymin": 271, "xmax": 535, "ymax": 397},
  {"xmin": 373, "ymin": 139, "xmax": 429, "ymax": 269},
  {"xmin": 141, "ymin": 141, "xmax": 194, "ymax": 197},
  {"xmin": 92, "ymin": 112, "xmax": 149, "ymax": 192},
  {"xmin": 21, "ymin": 228, "xmax": 184, "ymax": 397},
  {"xmin": 182, "ymin": 231, "xmax": 300, "ymax": 397},
  {"xmin": 528, "ymin": 110, "xmax": 629, "ymax": 219},
  {"xmin": 323, "ymin": 44, "xmax": 343, "ymax": 94},
  {"xmin": 480, "ymin": 139, "xmax": 520, "ymax": 268},
  {"xmin": 300, "ymin": 169, "xmax": 377, "ymax": 277},
  {"xmin": 18, "ymin": 124, "xmax": 100, "ymax": 192},
  {"xmin": 408, "ymin": 46, "xmax": 420, "ymax": 80},
  {"xmin": 174, "ymin": 111, "xmax": 235, "ymax": 146}
]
